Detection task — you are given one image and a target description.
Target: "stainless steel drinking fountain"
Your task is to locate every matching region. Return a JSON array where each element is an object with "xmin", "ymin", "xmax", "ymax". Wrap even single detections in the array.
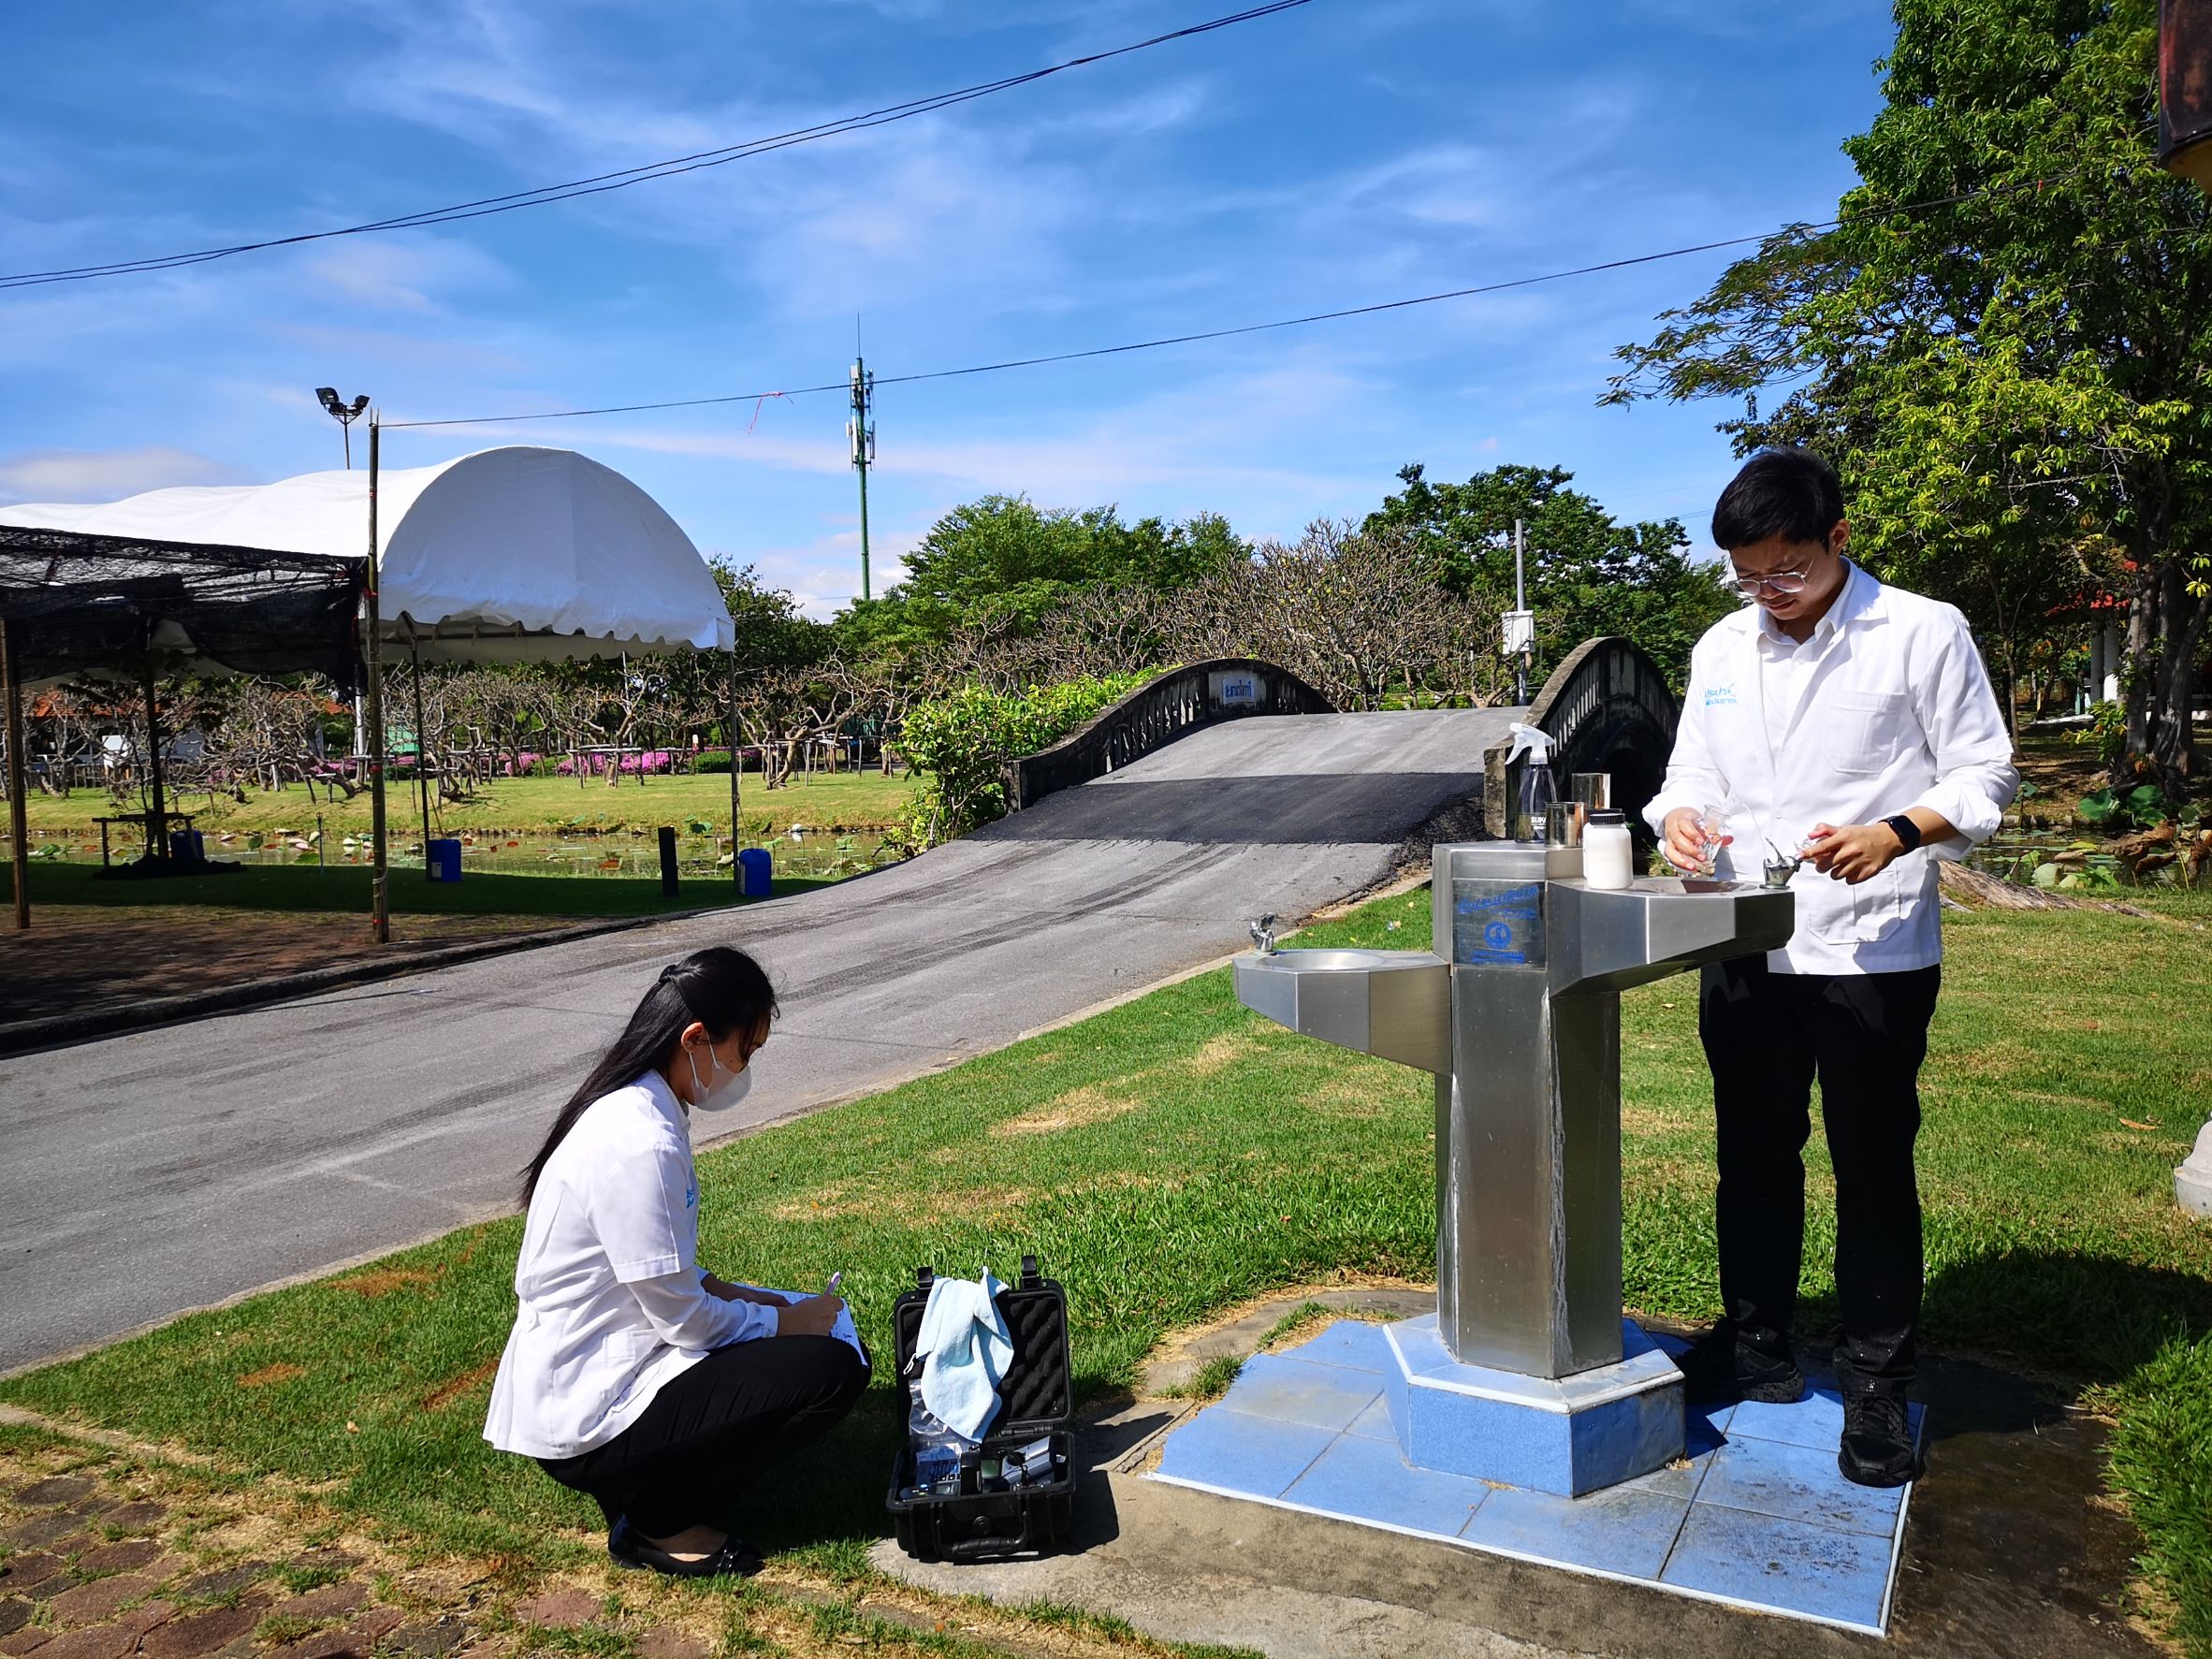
[{"xmin": 1234, "ymin": 841, "xmax": 1794, "ymax": 1494}]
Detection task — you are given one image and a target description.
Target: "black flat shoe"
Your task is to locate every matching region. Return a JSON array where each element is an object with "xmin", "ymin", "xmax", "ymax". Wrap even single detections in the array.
[
  {"xmin": 1674, "ymin": 1323, "xmax": 1805, "ymax": 1406},
  {"xmin": 607, "ymin": 1517, "xmax": 763, "ymax": 1579}
]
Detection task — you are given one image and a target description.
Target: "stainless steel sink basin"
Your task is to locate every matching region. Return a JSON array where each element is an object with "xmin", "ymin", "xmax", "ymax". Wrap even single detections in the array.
[{"xmin": 1233, "ymin": 948, "xmax": 1450, "ymax": 1072}]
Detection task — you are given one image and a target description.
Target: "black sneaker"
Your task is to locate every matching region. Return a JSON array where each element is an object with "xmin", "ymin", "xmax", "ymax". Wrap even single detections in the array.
[
  {"xmin": 1673, "ymin": 1324, "xmax": 1805, "ymax": 1406},
  {"xmin": 1838, "ymin": 1386, "xmax": 1923, "ymax": 1488}
]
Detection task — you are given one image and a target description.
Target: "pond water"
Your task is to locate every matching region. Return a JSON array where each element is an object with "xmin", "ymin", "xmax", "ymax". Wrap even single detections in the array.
[
  {"xmin": 1966, "ymin": 828, "xmax": 2179, "ymax": 893},
  {"xmin": 38, "ymin": 826, "xmax": 895, "ymax": 885}
]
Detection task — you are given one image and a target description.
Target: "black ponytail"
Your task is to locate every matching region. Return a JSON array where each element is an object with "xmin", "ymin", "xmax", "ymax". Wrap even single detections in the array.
[{"xmin": 521, "ymin": 946, "xmax": 779, "ymax": 1205}]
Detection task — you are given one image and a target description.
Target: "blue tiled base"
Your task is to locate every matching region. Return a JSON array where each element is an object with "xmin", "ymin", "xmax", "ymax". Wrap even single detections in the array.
[
  {"xmin": 1150, "ymin": 1319, "xmax": 1924, "ymax": 1637},
  {"xmin": 1383, "ymin": 1314, "xmax": 1683, "ymax": 1495}
]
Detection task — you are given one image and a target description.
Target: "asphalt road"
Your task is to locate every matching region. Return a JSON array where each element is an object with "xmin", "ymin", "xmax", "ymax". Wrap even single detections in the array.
[{"xmin": 0, "ymin": 708, "xmax": 1515, "ymax": 1373}]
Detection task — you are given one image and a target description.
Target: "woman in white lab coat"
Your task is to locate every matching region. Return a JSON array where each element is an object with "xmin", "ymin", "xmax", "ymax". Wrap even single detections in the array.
[{"xmin": 484, "ymin": 946, "xmax": 865, "ymax": 1578}]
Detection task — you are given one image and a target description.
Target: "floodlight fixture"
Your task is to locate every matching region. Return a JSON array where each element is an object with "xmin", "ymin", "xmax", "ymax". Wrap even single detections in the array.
[{"xmin": 315, "ymin": 386, "xmax": 371, "ymax": 469}]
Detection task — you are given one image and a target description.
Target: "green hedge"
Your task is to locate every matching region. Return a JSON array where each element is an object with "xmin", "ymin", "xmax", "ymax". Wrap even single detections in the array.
[{"xmin": 896, "ymin": 673, "xmax": 1149, "ymax": 850}]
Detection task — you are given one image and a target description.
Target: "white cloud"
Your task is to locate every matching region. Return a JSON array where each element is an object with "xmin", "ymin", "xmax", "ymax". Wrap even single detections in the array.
[{"xmin": 0, "ymin": 445, "xmax": 245, "ymax": 504}]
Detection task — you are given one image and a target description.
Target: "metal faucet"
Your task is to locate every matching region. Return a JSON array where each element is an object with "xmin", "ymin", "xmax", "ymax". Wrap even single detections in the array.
[{"xmin": 1248, "ymin": 914, "xmax": 1278, "ymax": 955}]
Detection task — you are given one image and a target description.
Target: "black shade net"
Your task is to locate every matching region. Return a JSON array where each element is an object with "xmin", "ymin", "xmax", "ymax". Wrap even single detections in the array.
[{"xmin": 0, "ymin": 526, "xmax": 365, "ymax": 691}]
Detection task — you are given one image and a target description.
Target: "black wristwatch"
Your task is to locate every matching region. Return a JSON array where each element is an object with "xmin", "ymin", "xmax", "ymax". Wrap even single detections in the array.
[{"xmin": 1881, "ymin": 813, "xmax": 1923, "ymax": 852}]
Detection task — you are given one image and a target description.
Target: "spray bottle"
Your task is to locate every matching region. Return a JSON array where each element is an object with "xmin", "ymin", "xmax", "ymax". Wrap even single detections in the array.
[{"xmin": 1505, "ymin": 721, "xmax": 1557, "ymax": 844}]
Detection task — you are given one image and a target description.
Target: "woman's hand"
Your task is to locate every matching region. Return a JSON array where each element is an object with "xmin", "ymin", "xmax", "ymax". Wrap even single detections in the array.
[{"xmin": 777, "ymin": 1294, "xmax": 846, "ymax": 1337}]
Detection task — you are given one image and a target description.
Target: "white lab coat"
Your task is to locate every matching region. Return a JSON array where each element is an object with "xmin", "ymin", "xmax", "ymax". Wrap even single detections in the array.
[
  {"xmin": 1642, "ymin": 562, "xmax": 2018, "ymax": 975},
  {"xmin": 483, "ymin": 1070, "xmax": 776, "ymax": 1461}
]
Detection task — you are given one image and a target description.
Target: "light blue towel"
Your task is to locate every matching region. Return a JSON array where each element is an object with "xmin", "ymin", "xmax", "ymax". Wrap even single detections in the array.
[{"xmin": 912, "ymin": 1270, "xmax": 1012, "ymax": 1442}]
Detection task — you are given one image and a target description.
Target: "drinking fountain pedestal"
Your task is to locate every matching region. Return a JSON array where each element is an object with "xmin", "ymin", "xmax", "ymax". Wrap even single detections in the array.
[{"xmin": 1150, "ymin": 844, "xmax": 1934, "ymax": 1637}]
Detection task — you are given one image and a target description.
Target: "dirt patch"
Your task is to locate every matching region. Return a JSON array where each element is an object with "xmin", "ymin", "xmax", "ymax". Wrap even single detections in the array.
[
  {"xmin": 1172, "ymin": 1033, "xmax": 1263, "ymax": 1079},
  {"xmin": 418, "ymin": 1357, "xmax": 502, "ymax": 1413},
  {"xmin": 0, "ymin": 905, "xmax": 565, "ymax": 1027},
  {"xmin": 328, "ymin": 1265, "xmax": 445, "ymax": 1299},
  {"xmin": 234, "ymin": 1363, "xmax": 306, "ymax": 1390},
  {"xmin": 990, "ymin": 1084, "xmax": 1146, "ymax": 1138}
]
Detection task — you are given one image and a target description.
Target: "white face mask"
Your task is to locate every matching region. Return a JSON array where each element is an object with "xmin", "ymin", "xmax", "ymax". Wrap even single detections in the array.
[{"xmin": 685, "ymin": 1043, "xmax": 754, "ymax": 1113}]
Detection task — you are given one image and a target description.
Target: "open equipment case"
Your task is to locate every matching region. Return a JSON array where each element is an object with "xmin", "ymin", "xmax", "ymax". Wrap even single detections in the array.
[{"xmin": 885, "ymin": 1257, "xmax": 1077, "ymax": 1562}]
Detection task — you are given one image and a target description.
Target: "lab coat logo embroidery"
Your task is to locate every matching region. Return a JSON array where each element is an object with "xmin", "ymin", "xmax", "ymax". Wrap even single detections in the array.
[
  {"xmin": 1705, "ymin": 685, "xmax": 1739, "ymax": 706},
  {"xmin": 685, "ymin": 1182, "xmax": 697, "ymax": 1212}
]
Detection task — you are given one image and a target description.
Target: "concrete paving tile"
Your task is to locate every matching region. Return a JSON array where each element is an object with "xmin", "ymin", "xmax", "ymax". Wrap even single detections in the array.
[
  {"xmin": 139, "ymin": 1604, "xmax": 263, "ymax": 1659},
  {"xmin": 1273, "ymin": 1321, "xmax": 1391, "ymax": 1375},
  {"xmin": 1661, "ymin": 1502, "xmax": 1892, "ymax": 1631},
  {"xmin": 89, "ymin": 1505, "xmax": 164, "ymax": 1535},
  {"xmin": 71, "ymin": 1543, "xmax": 162, "ymax": 1579},
  {"xmin": 1215, "ymin": 1355, "xmax": 1381, "ymax": 1434},
  {"xmin": 0, "ymin": 1555, "xmax": 65, "ymax": 1593},
  {"xmin": 1281, "ymin": 1432, "xmax": 1490, "ymax": 1538},
  {"xmin": 1460, "ymin": 1482, "xmax": 1689, "ymax": 1580},
  {"xmin": 1695, "ymin": 1433, "xmax": 1905, "ymax": 1537},
  {"xmin": 1155, "ymin": 1407, "xmax": 1336, "ymax": 1499},
  {"xmin": 512, "ymin": 1590, "xmax": 600, "ymax": 1630},
  {"xmin": 45, "ymin": 1577, "xmax": 156, "ymax": 1627},
  {"xmin": 9, "ymin": 1481, "xmax": 94, "ymax": 1510}
]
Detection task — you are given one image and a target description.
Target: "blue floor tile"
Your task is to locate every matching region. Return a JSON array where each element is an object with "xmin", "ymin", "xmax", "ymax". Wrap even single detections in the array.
[
  {"xmin": 1217, "ymin": 1354, "xmax": 1382, "ymax": 1433},
  {"xmin": 1283, "ymin": 1432, "xmax": 1492, "ymax": 1537},
  {"xmin": 1156, "ymin": 1406, "xmax": 1338, "ymax": 1498},
  {"xmin": 1695, "ymin": 1433, "xmax": 1905, "ymax": 1536},
  {"xmin": 1662, "ymin": 1502, "xmax": 1893, "ymax": 1632},
  {"xmin": 1275, "ymin": 1320, "xmax": 1391, "ymax": 1374},
  {"xmin": 1618, "ymin": 1443, "xmax": 1716, "ymax": 1503},
  {"xmin": 1728, "ymin": 1383, "xmax": 1926, "ymax": 1454},
  {"xmin": 1344, "ymin": 1396, "xmax": 1395, "ymax": 1441},
  {"xmin": 1461, "ymin": 1482, "xmax": 1689, "ymax": 1579}
]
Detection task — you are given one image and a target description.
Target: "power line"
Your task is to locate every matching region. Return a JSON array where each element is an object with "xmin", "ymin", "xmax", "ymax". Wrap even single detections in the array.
[
  {"xmin": 385, "ymin": 173, "xmax": 2083, "ymax": 430},
  {"xmin": 0, "ymin": 1, "xmax": 1316, "ymax": 291}
]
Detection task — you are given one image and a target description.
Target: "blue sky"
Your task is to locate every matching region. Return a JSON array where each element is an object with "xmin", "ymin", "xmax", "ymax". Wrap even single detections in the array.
[{"xmin": 2, "ymin": 0, "xmax": 1895, "ymax": 615}]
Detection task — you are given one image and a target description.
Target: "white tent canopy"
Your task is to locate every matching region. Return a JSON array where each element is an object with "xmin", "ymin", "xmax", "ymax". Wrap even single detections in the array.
[{"xmin": 0, "ymin": 446, "xmax": 732, "ymax": 663}]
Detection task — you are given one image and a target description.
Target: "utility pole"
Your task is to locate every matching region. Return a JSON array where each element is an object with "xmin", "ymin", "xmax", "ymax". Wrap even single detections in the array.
[
  {"xmin": 365, "ymin": 414, "xmax": 390, "ymax": 944},
  {"xmin": 1503, "ymin": 517, "xmax": 1535, "ymax": 705},
  {"xmin": 849, "ymin": 357, "xmax": 877, "ymax": 602}
]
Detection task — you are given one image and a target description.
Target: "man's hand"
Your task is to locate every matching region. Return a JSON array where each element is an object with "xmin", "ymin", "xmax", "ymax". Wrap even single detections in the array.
[
  {"xmin": 1803, "ymin": 822, "xmax": 1906, "ymax": 885},
  {"xmin": 777, "ymin": 1294, "xmax": 847, "ymax": 1337},
  {"xmin": 1661, "ymin": 808, "xmax": 1710, "ymax": 872}
]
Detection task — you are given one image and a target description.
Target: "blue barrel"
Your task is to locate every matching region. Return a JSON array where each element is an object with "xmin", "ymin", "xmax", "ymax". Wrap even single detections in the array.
[
  {"xmin": 169, "ymin": 829, "xmax": 205, "ymax": 863},
  {"xmin": 427, "ymin": 837, "xmax": 463, "ymax": 881},
  {"xmin": 737, "ymin": 846, "xmax": 773, "ymax": 897}
]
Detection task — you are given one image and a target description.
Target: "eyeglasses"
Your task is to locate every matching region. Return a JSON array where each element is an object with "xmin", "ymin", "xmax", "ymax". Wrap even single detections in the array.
[{"xmin": 1730, "ymin": 565, "xmax": 1812, "ymax": 598}]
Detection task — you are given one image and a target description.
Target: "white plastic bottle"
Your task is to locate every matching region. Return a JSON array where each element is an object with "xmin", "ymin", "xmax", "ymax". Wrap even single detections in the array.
[{"xmin": 1582, "ymin": 809, "xmax": 1635, "ymax": 890}]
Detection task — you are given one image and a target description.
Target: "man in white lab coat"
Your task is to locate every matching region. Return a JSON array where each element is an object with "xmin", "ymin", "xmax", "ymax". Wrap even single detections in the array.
[{"xmin": 1642, "ymin": 447, "xmax": 2018, "ymax": 1488}]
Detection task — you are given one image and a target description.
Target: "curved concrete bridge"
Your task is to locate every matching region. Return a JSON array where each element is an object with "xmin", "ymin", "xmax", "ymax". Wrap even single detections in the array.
[{"xmin": 0, "ymin": 705, "xmax": 1529, "ymax": 1371}]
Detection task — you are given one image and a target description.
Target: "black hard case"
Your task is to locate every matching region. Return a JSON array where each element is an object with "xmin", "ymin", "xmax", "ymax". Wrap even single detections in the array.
[{"xmin": 884, "ymin": 1257, "xmax": 1077, "ymax": 1561}]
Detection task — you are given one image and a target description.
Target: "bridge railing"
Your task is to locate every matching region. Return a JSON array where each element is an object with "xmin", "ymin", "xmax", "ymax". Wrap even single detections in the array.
[
  {"xmin": 1481, "ymin": 636, "xmax": 1681, "ymax": 841},
  {"xmin": 1010, "ymin": 658, "xmax": 1334, "ymax": 810}
]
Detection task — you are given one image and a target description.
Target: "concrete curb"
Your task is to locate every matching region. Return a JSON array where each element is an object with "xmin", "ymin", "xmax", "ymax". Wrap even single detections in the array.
[{"xmin": 0, "ymin": 905, "xmax": 734, "ymax": 1057}]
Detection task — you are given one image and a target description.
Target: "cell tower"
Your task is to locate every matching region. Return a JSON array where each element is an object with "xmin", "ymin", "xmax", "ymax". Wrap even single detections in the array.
[{"xmin": 848, "ymin": 357, "xmax": 877, "ymax": 602}]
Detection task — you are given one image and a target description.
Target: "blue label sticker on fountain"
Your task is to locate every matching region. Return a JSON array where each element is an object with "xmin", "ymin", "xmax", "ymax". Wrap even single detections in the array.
[{"xmin": 1453, "ymin": 879, "xmax": 1546, "ymax": 968}]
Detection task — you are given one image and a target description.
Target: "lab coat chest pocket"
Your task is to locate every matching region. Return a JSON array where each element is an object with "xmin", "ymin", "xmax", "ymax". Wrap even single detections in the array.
[{"xmin": 1826, "ymin": 690, "xmax": 1910, "ymax": 775}]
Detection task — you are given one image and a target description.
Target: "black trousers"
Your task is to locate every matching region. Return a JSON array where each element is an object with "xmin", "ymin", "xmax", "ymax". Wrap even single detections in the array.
[
  {"xmin": 541, "ymin": 1335, "xmax": 868, "ymax": 1538},
  {"xmin": 1698, "ymin": 956, "xmax": 1942, "ymax": 1387}
]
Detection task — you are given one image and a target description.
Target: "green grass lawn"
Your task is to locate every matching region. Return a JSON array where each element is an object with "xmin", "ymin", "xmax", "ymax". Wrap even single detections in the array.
[
  {"xmin": 14, "ymin": 770, "xmax": 915, "ymax": 839},
  {"xmin": 3, "ymin": 889, "xmax": 2207, "ymax": 1649},
  {"xmin": 0, "ymin": 858, "xmax": 835, "ymax": 918}
]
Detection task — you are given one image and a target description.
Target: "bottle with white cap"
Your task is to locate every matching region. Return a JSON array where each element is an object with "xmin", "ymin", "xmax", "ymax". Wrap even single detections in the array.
[{"xmin": 1582, "ymin": 808, "xmax": 1635, "ymax": 890}]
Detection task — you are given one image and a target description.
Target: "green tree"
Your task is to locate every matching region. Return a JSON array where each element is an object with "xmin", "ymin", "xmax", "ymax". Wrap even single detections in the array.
[
  {"xmin": 1608, "ymin": 0, "xmax": 2212, "ymax": 789},
  {"xmin": 1361, "ymin": 463, "xmax": 1735, "ymax": 692},
  {"xmin": 851, "ymin": 495, "xmax": 1245, "ymax": 652}
]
